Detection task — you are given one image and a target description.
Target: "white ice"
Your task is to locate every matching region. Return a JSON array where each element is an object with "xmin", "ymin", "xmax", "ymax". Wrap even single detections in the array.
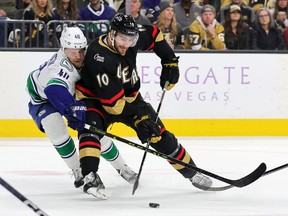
[{"xmin": 0, "ymin": 137, "xmax": 287, "ymax": 216}]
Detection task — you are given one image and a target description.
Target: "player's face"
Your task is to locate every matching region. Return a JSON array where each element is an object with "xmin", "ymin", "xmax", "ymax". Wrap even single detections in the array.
[
  {"xmin": 201, "ymin": 12, "xmax": 215, "ymax": 25},
  {"xmin": 64, "ymin": 48, "xmax": 85, "ymax": 68},
  {"xmin": 114, "ymin": 33, "xmax": 136, "ymax": 55}
]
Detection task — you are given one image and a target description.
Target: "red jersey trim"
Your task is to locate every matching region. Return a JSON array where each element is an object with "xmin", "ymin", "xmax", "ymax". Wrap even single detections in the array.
[
  {"xmin": 99, "ymin": 88, "xmax": 124, "ymax": 105},
  {"xmin": 75, "ymin": 84, "xmax": 97, "ymax": 97},
  {"xmin": 146, "ymin": 26, "xmax": 158, "ymax": 50},
  {"xmin": 87, "ymin": 108, "xmax": 105, "ymax": 119}
]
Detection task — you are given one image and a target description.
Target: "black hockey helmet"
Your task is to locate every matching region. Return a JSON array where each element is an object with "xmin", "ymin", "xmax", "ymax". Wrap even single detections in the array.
[{"xmin": 111, "ymin": 13, "xmax": 139, "ymax": 37}]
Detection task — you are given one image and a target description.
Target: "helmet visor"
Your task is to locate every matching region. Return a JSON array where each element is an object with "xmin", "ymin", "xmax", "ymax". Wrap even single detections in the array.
[{"xmin": 114, "ymin": 32, "xmax": 138, "ymax": 47}]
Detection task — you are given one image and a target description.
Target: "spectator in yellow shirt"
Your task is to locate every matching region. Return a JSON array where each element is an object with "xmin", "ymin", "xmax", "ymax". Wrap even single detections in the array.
[{"xmin": 184, "ymin": 4, "xmax": 226, "ymax": 50}]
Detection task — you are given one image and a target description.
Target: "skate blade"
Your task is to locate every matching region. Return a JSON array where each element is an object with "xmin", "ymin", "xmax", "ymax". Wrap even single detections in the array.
[{"xmin": 87, "ymin": 188, "xmax": 109, "ymax": 200}]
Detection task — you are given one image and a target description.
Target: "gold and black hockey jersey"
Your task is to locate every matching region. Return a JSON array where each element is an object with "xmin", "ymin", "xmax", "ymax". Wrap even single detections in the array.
[
  {"xmin": 76, "ymin": 25, "xmax": 176, "ymax": 116},
  {"xmin": 184, "ymin": 16, "xmax": 225, "ymax": 50}
]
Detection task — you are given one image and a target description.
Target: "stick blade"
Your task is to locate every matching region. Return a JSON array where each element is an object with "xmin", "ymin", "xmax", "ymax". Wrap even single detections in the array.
[
  {"xmin": 234, "ymin": 162, "xmax": 267, "ymax": 187},
  {"xmin": 132, "ymin": 178, "xmax": 139, "ymax": 195},
  {"xmin": 193, "ymin": 163, "xmax": 267, "ymax": 191}
]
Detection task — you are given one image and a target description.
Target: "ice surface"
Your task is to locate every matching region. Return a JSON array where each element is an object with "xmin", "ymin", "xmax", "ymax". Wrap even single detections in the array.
[{"xmin": 0, "ymin": 137, "xmax": 287, "ymax": 216}]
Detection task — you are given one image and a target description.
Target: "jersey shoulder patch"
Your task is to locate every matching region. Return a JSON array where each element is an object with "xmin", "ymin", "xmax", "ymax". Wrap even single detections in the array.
[{"xmin": 60, "ymin": 59, "xmax": 74, "ymax": 72}]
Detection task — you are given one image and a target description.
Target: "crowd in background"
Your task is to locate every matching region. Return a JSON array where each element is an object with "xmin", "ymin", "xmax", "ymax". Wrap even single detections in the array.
[{"xmin": 0, "ymin": 0, "xmax": 288, "ymax": 50}]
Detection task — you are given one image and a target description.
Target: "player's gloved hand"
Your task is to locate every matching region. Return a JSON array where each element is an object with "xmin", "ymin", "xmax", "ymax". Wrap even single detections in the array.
[
  {"xmin": 65, "ymin": 101, "xmax": 87, "ymax": 131},
  {"xmin": 160, "ymin": 56, "xmax": 180, "ymax": 90},
  {"xmin": 133, "ymin": 113, "xmax": 161, "ymax": 143}
]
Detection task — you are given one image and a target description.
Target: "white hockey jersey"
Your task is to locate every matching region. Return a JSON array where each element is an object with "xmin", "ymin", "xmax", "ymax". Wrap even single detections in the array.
[{"xmin": 27, "ymin": 49, "xmax": 81, "ymax": 105}]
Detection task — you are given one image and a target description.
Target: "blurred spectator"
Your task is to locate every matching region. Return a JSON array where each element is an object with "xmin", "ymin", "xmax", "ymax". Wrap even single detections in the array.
[
  {"xmin": 142, "ymin": 0, "xmax": 160, "ymax": 21},
  {"xmin": 223, "ymin": 5, "xmax": 253, "ymax": 49},
  {"xmin": 79, "ymin": 0, "xmax": 115, "ymax": 38},
  {"xmin": 249, "ymin": 0, "xmax": 266, "ymax": 13},
  {"xmin": 79, "ymin": 0, "xmax": 115, "ymax": 21},
  {"xmin": 195, "ymin": 0, "xmax": 219, "ymax": 7},
  {"xmin": 16, "ymin": 0, "xmax": 32, "ymax": 10},
  {"xmin": 195, "ymin": 0, "xmax": 221, "ymax": 20},
  {"xmin": 0, "ymin": 0, "xmax": 17, "ymax": 18},
  {"xmin": 174, "ymin": 0, "xmax": 202, "ymax": 32},
  {"xmin": 202, "ymin": 0, "xmax": 221, "ymax": 9},
  {"xmin": 285, "ymin": 26, "xmax": 288, "ymax": 47},
  {"xmin": 200, "ymin": 1, "xmax": 221, "ymax": 21},
  {"xmin": 267, "ymin": 0, "xmax": 276, "ymax": 9},
  {"xmin": 154, "ymin": 1, "xmax": 183, "ymax": 49},
  {"xmin": 0, "ymin": 9, "xmax": 7, "ymax": 17},
  {"xmin": 77, "ymin": 0, "xmax": 112, "ymax": 10},
  {"xmin": 184, "ymin": 4, "xmax": 226, "ymax": 50},
  {"xmin": 7, "ymin": 28, "xmax": 21, "ymax": 47},
  {"xmin": 219, "ymin": 0, "xmax": 255, "ymax": 26},
  {"xmin": 22, "ymin": 0, "xmax": 59, "ymax": 48},
  {"xmin": 53, "ymin": 0, "xmax": 79, "ymax": 20},
  {"xmin": 113, "ymin": 0, "xmax": 123, "ymax": 11},
  {"xmin": 76, "ymin": 0, "xmax": 89, "ymax": 9},
  {"xmin": 118, "ymin": 0, "xmax": 151, "ymax": 25},
  {"xmin": 270, "ymin": 0, "xmax": 288, "ymax": 20},
  {"xmin": 250, "ymin": 7, "xmax": 286, "ymax": 49},
  {"xmin": 0, "ymin": 9, "xmax": 8, "ymax": 47},
  {"xmin": 221, "ymin": 0, "xmax": 249, "ymax": 8},
  {"xmin": 276, "ymin": 11, "xmax": 288, "ymax": 27},
  {"xmin": 51, "ymin": 0, "xmax": 79, "ymax": 40},
  {"xmin": 274, "ymin": 10, "xmax": 288, "ymax": 35}
]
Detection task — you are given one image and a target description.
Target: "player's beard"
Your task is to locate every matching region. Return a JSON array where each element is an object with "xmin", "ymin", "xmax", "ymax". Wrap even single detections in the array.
[{"xmin": 116, "ymin": 45, "xmax": 129, "ymax": 55}]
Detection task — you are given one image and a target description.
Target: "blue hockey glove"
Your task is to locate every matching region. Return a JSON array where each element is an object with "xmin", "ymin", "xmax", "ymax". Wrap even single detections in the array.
[
  {"xmin": 160, "ymin": 57, "xmax": 180, "ymax": 90},
  {"xmin": 65, "ymin": 101, "xmax": 87, "ymax": 131}
]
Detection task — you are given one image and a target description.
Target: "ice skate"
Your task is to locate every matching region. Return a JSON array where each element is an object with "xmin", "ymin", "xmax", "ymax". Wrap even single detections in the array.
[
  {"xmin": 83, "ymin": 172, "xmax": 109, "ymax": 200},
  {"xmin": 117, "ymin": 164, "xmax": 138, "ymax": 184},
  {"xmin": 190, "ymin": 172, "xmax": 213, "ymax": 190},
  {"xmin": 71, "ymin": 168, "xmax": 84, "ymax": 188}
]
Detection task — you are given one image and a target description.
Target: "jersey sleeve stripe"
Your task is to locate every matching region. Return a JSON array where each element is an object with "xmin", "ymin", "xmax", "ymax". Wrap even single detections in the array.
[
  {"xmin": 27, "ymin": 73, "xmax": 45, "ymax": 103},
  {"xmin": 46, "ymin": 78, "xmax": 68, "ymax": 89},
  {"xmin": 146, "ymin": 26, "xmax": 158, "ymax": 50}
]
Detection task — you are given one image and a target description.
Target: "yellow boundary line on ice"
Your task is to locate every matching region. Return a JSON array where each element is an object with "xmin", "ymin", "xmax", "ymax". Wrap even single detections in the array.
[{"xmin": 1, "ymin": 119, "xmax": 288, "ymax": 137}]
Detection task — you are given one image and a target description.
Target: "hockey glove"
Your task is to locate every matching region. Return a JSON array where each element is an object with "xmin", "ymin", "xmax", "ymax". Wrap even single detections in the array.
[
  {"xmin": 65, "ymin": 101, "xmax": 87, "ymax": 131},
  {"xmin": 160, "ymin": 57, "xmax": 180, "ymax": 90},
  {"xmin": 133, "ymin": 114, "xmax": 162, "ymax": 143}
]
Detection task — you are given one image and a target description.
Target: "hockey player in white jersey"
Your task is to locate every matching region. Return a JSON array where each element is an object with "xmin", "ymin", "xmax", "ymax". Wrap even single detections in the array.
[{"xmin": 26, "ymin": 25, "xmax": 137, "ymax": 191}]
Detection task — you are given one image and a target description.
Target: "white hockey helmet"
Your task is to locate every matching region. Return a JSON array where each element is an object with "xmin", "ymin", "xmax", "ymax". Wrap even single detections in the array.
[{"xmin": 60, "ymin": 25, "xmax": 87, "ymax": 49}]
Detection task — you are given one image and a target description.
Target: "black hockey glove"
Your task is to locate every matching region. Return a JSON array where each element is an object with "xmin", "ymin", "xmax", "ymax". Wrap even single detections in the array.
[
  {"xmin": 133, "ymin": 113, "xmax": 161, "ymax": 144},
  {"xmin": 160, "ymin": 57, "xmax": 180, "ymax": 90},
  {"xmin": 65, "ymin": 101, "xmax": 87, "ymax": 131}
]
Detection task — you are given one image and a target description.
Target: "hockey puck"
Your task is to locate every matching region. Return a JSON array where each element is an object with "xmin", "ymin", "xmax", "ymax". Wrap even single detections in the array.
[{"xmin": 149, "ymin": 203, "xmax": 160, "ymax": 208}]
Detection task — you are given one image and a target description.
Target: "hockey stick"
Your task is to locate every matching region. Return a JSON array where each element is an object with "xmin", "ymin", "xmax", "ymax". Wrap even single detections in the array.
[
  {"xmin": 132, "ymin": 82, "xmax": 168, "ymax": 195},
  {"xmin": 0, "ymin": 177, "xmax": 49, "ymax": 216},
  {"xmin": 193, "ymin": 163, "xmax": 288, "ymax": 191},
  {"xmin": 84, "ymin": 124, "xmax": 267, "ymax": 188}
]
